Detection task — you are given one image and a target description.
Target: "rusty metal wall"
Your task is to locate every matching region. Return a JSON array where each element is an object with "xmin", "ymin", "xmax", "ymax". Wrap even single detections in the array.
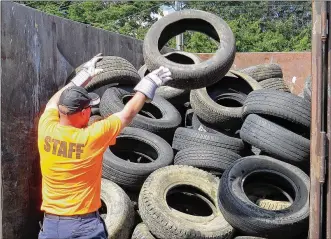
[
  {"xmin": 198, "ymin": 52, "xmax": 311, "ymax": 95},
  {"xmin": 1, "ymin": 2, "xmax": 145, "ymax": 238}
]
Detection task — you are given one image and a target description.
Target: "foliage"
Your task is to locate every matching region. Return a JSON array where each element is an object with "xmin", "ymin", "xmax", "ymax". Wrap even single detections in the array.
[{"xmin": 17, "ymin": 1, "xmax": 312, "ymax": 52}]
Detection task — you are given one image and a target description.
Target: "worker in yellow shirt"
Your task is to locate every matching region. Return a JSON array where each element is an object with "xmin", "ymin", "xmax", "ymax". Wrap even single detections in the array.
[{"xmin": 37, "ymin": 53, "xmax": 172, "ymax": 239}]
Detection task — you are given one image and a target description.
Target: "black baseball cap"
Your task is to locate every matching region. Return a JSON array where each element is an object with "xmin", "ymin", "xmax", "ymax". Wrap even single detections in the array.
[{"xmin": 58, "ymin": 86, "xmax": 100, "ymax": 115}]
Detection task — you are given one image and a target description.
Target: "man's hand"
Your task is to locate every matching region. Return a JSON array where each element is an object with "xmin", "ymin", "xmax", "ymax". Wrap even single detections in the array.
[
  {"xmin": 71, "ymin": 53, "xmax": 104, "ymax": 87},
  {"xmin": 134, "ymin": 66, "xmax": 172, "ymax": 101}
]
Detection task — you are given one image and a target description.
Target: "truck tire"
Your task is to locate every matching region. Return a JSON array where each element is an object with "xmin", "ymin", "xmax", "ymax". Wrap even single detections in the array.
[
  {"xmin": 242, "ymin": 90, "xmax": 311, "ymax": 130},
  {"xmin": 131, "ymin": 223, "xmax": 155, "ymax": 239},
  {"xmin": 219, "ymin": 156, "xmax": 309, "ymax": 239},
  {"xmin": 100, "ymin": 87, "xmax": 181, "ymax": 141},
  {"xmin": 238, "ymin": 63, "xmax": 283, "ymax": 82},
  {"xmin": 67, "ymin": 56, "xmax": 141, "ymax": 91},
  {"xmin": 102, "ymin": 127, "xmax": 173, "ymax": 189},
  {"xmin": 100, "ymin": 178, "xmax": 135, "ymax": 239},
  {"xmin": 190, "ymin": 70, "xmax": 261, "ymax": 129},
  {"xmin": 259, "ymin": 78, "xmax": 290, "ymax": 92},
  {"xmin": 240, "ymin": 114, "xmax": 310, "ymax": 170},
  {"xmin": 143, "ymin": 9, "xmax": 235, "ymax": 89},
  {"xmin": 172, "ymin": 127, "xmax": 245, "ymax": 155},
  {"xmin": 139, "ymin": 165, "xmax": 234, "ymax": 239},
  {"xmin": 174, "ymin": 147, "xmax": 241, "ymax": 175}
]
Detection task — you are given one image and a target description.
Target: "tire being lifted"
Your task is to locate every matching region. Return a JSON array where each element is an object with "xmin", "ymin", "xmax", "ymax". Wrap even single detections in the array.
[{"xmin": 143, "ymin": 9, "xmax": 236, "ymax": 89}]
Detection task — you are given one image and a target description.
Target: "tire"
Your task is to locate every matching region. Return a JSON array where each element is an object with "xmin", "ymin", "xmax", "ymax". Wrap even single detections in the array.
[
  {"xmin": 191, "ymin": 113, "xmax": 222, "ymax": 134},
  {"xmin": 172, "ymin": 127, "xmax": 245, "ymax": 155},
  {"xmin": 303, "ymin": 76, "xmax": 311, "ymax": 102},
  {"xmin": 240, "ymin": 114, "xmax": 310, "ymax": 170},
  {"xmin": 174, "ymin": 147, "xmax": 241, "ymax": 175},
  {"xmin": 242, "ymin": 89, "xmax": 311, "ymax": 130},
  {"xmin": 238, "ymin": 63, "xmax": 283, "ymax": 82},
  {"xmin": 67, "ymin": 56, "xmax": 141, "ymax": 91},
  {"xmin": 91, "ymin": 107, "xmax": 100, "ymax": 116},
  {"xmin": 102, "ymin": 127, "xmax": 173, "ymax": 189},
  {"xmin": 219, "ymin": 156, "xmax": 309, "ymax": 239},
  {"xmin": 100, "ymin": 178, "xmax": 135, "ymax": 239},
  {"xmin": 88, "ymin": 115, "xmax": 103, "ymax": 126},
  {"xmin": 131, "ymin": 223, "xmax": 155, "ymax": 239},
  {"xmin": 256, "ymin": 199, "xmax": 291, "ymax": 211},
  {"xmin": 259, "ymin": 78, "xmax": 290, "ymax": 92},
  {"xmin": 138, "ymin": 51, "xmax": 201, "ymax": 78},
  {"xmin": 99, "ymin": 87, "xmax": 182, "ymax": 141},
  {"xmin": 143, "ymin": 9, "xmax": 236, "ymax": 89},
  {"xmin": 139, "ymin": 165, "xmax": 234, "ymax": 239},
  {"xmin": 190, "ymin": 70, "xmax": 261, "ymax": 129}
]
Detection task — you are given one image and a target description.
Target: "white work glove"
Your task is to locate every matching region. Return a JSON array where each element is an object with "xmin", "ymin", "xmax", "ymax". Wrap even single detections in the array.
[
  {"xmin": 134, "ymin": 66, "xmax": 172, "ymax": 101},
  {"xmin": 71, "ymin": 53, "xmax": 104, "ymax": 87}
]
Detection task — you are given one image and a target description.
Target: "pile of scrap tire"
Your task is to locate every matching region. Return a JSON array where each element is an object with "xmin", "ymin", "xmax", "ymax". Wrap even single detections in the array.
[{"xmin": 68, "ymin": 9, "xmax": 311, "ymax": 239}]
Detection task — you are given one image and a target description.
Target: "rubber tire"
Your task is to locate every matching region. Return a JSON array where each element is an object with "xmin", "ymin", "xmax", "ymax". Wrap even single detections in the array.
[
  {"xmin": 191, "ymin": 113, "xmax": 222, "ymax": 134},
  {"xmin": 190, "ymin": 70, "xmax": 261, "ymax": 129},
  {"xmin": 238, "ymin": 63, "xmax": 283, "ymax": 82},
  {"xmin": 143, "ymin": 9, "xmax": 236, "ymax": 89},
  {"xmin": 256, "ymin": 199, "xmax": 291, "ymax": 211},
  {"xmin": 172, "ymin": 127, "xmax": 245, "ymax": 155},
  {"xmin": 219, "ymin": 156, "xmax": 309, "ymax": 239},
  {"xmin": 174, "ymin": 147, "xmax": 241, "ymax": 175},
  {"xmin": 100, "ymin": 178, "xmax": 135, "ymax": 239},
  {"xmin": 303, "ymin": 76, "xmax": 311, "ymax": 102},
  {"xmin": 242, "ymin": 89, "xmax": 311, "ymax": 130},
  {"xmin": 102, "ymin": 127, "xmax": 173, "ymax": 189},
  {"xmin": 259, "ymin": 78, "xmax": 290, "ymax": 92},
  {"xmin": 138, "ymin": 165, "xmax": 234, "ymax": 239},
  {"xmin": 240, "ymin": 114, "xmax": 310, "ymax": 171},
  {"xmin": 88, "ymin": 115, "xmax": 103, "ymax": 126},
  {"xmin": 131, "ymin": 223, "xmax": 155, "ymax": 239},
  {"xmin": 99, "ymin": 87, "xmax": 182, "ymax": 141},
  {"xmin": 67, "ymin": 56, "xmax": 141, "ymax": 91}
]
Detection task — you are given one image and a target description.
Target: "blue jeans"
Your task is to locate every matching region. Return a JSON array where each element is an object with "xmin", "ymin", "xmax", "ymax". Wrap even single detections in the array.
[{"xmin": 38, "ymin": 212, "xmax": 107, "ymax": 239}]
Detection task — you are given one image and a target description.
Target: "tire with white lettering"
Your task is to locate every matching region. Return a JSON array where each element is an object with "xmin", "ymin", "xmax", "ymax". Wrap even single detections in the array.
[
  {"xmin": 131, "ymin": 223, "xmax": 155, "ymax": 239},
  {"xmin": 219, "ymin": 156, "xmax": 309, "ymax": 239},
  {"xmin": 238, "ymin": 63, "xmax": 283, "ymax": 82},
  {"xmin": 100, "ymin": 178, "xmax": 135, "ymax": 239},
  {"xmin": 99, "ymin": 87, "xmax": 181, "ymax": 141},
  {"xmin": 139, "ymin": 165, "xmax": 234, "ymax": 239},
  {"xmin": 67, "ymin": 56, "xmax": 141, "ymax": 91},
  {"xmin": 143, "ymin": 9, "xmax": 235, "ymax": 89},
  {"xmin": 102, "ymin": 127, "xmax": 173, "ymax": 189}
]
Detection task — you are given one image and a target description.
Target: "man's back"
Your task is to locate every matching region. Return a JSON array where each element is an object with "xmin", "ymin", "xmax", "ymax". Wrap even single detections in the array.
[{"xmin": 38, "ymin": 108, "xmax": 121, "ymax": 216}]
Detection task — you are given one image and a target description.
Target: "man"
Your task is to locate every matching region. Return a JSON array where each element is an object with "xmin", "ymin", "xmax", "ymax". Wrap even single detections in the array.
[{"xmin": 37, "ymin": 53, "xmax": 172, "ymax": 239}]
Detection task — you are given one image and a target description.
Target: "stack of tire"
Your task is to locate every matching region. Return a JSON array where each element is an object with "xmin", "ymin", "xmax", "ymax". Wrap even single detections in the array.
[{"xmin": 66, "ymin": 9, "xmax": 310, "ymax": 239}]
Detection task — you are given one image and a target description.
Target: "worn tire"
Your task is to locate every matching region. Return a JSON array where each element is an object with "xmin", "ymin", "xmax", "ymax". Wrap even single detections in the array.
[
  {"xmin": 100, "ymin": 178, "xmax": 135, "ymax": 239},
  {"xmin": 143, "ymin": 9, "xmax": 235, "ymax": 89},
  {"xmin": 88, "ymin": 115, "xmax": 103, "ymax": 126},
  {"xmin": 139, "ymin": 165, "xmax": 234, "ymax": 239},
  {"xmin": 172, "ymin": 127, "xmax": 245, "ymax": 155},
  {"xmin": 174, "ymin": 147, "xmax": 241, "ymax": 175},
  {"xmin": 219, "ymin": 156, "xmax": 309, "ymax": 239},
  {"xmin": 240, "ymin": 114, "xmax": 310, "ymax": 170},
  {"xmin": 100, "ymin": 87, "xmax": 181, "ymax": 141},
  {"xmin": 102, "ymin": 127, "xmax": 173, "ymax": 189},
  {"xmin": 67, "ymin": 56, "xmax": 141, "ymax": 91},
  {"xmin": 190, "ymin": 70, "xmax": 261, "ymax": 129},
  {"xmin": 131, "ymin": 223, "xmax": 155, "ymax": 239},
  {"xmin": 242, "ymin": 89, "xmax": 311, "ymax": 130},
  {"xmin": 259, "ymin": 78, "xmax": 290, "ymax": 92},
  {"xmin": 238, "ymin": 63, "xmax": 283, "ymax": 82}
]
